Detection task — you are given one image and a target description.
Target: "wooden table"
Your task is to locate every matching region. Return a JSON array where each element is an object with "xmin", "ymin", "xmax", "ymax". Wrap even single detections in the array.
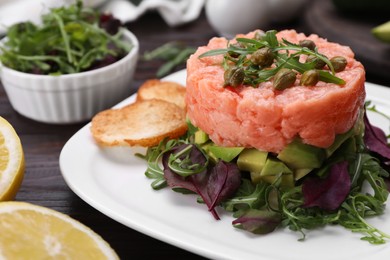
[{"xmin": 1, "ymin": 2, "xmax": 389, "ymax": 259}]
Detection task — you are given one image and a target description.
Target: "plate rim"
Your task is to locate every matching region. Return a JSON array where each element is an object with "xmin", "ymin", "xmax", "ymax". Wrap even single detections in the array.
[{"xmin": 59, "ymin": 69, "xmax": 390, "ymax": 260}]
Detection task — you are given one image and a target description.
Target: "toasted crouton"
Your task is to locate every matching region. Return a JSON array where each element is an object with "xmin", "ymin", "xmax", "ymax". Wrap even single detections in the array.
[
  {"xmin": 136, "ymin": 79, "xmax": 186, "ymax": 109},
  {"xmin": 91, "ymin": 99, "xmax": 188, "ymax": 147}
]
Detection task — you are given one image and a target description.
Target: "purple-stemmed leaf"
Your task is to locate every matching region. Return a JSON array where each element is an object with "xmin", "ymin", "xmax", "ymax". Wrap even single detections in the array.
[
  {"xmin": 364, "ymin": 111, "xmax": 390, "ymax": 164},
  {"xmin": 163, "ymin": 144, "xmax": 241, "ymax": 220},
  {"xmin": 232, "ymin": 209, "xmax": 281, "ymax": 234},
  {"xmin": 163, "ymin": 144, "xmax": 202, "ymax": 194},
  {"xmin": 207, "ymin": 161, "xmax": 242, "ymax": 209},
  {"xmin": 99, "ymin": 14, "xmax": 122, "ymax": 35},
  {"xmin": 302, "ymin": 161, "xmax": 351, "ymax": 211}
]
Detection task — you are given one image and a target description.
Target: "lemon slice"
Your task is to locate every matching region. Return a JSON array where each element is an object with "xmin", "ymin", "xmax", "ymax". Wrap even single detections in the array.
[
  {"xmin": 0, "ymin": 116, "xmax": 25, "ymax": 201},
  {"xmin": 0, "ymin": 201, "xmax": 119, "ymax": 259},
  {"xmin": 372, "ymin": 21, "xmax": 390, "ymax": 43}
]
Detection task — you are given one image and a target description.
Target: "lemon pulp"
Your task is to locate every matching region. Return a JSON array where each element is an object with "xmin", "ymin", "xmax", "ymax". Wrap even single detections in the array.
[
  {"xmin": 0, "ymin": 201, "xmax": 119, "ymax": 259},
  {"xmin": 0, "ymin": 116, "xmax": 25, "ymax": 201}
]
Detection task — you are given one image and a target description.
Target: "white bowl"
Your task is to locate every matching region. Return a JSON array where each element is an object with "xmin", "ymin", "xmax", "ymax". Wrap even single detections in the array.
[
  {"xmin": 0, "ymin": 29, "xmax": 139, "ymax": 124},
  {"xmin": 205, "ymin": 0, "xmax": 270, "ymax": 39}
]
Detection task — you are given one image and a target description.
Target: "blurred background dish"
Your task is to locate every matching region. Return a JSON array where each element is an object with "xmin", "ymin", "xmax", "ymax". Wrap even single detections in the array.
[
  {"xmin": 0, "ymin": 29, "xmax": 139, "ymax": 124},
  {"xmin": 205, "ymin": 0, "xmax": 308, "ymax": 38},
  {"xmin": 205, "ymin": 0, "xmax": 270, "ymax": 39}
]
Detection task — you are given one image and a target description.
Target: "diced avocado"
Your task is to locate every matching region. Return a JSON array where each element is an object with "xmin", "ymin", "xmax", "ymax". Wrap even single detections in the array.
[
  {"xmin": 294, "ymin": 168, "xmax": 312, "ymax": 181},
  {"xmin": 331, "ymin": 136, "xmax": 357, "ymax": 158},
  {"xmin": 325, "ymin": 128, "xmax": 354, "ymax": 157},
  {"xmin": 200, "ymin": 143, "xmax": 218, "ymax": 164},
  {"xmin": 260, "ymin": 157, "xmax": 292, "ymax": 176},
  {"xmin": 237, "ymin": 148, "xmax": 268, "ymax": 172},
  {"xmin": 277, "ymin": 139, "xmax": 326, "ymax": 169},
  {"xmin": 194, "ymin": 129, "xmax": 209, "ymax": 144},
  {"xmin": 250, "ymin": 157, "xmax": 292, "ymax": 186},
  {"xmin": 261, "ymin": 174, "xmax": 294, "ymax": 188},
  {"xmin": 207, "ymin": 145, "xmax": 244, "ymax": 162},
  {"xmin": 342, "ymin": 137, "xmax": 357, "ymax": 154},
  {"xmin": 250, "ymin": 171, "xmax": 263, "ymax": 184}
]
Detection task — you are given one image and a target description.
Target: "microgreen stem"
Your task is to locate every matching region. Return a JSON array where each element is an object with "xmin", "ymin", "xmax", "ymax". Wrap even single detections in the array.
[
  {"xmin": 52, "ymin": 13, "xmax": 73, "ymax": 65},
  {"xmin": 350, "ymin": 195, "xmax": 390, "ymax": 243},
  {"xmin": 168, "ymin": 144, "xmax": 208, "ymax": 177}
]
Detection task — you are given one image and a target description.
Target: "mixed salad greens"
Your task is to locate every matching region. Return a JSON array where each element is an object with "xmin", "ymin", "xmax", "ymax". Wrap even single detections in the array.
[
  {"xmin": 138, "ymin": 103, "xmax": 390, "ymax": 244},
  {"xmin": 0, "ymin": 1, "xmax": 132, "ymax": 75}
]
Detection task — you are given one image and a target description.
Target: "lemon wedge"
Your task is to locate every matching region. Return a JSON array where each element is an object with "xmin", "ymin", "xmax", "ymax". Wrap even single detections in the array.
[
  {"xmin": 0, "ymin": 116, "xmax": 25, "ymax": 201},
  {"xmin": 372, "ymin": 21, "xmax": 390, "ymax": 43},
  {"xmin": 0, "ymin": 201, "xmax": 119, "ymax": 259}
]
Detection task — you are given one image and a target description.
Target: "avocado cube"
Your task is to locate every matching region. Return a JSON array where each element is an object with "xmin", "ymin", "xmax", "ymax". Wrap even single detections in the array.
[
  {"xmin": 207, "ymin": 145, "xmax": 244, "ymax": 162},
  {"xmin": 250, "ymin": 171, "xmax": 263, "ymax": 184},
  {"xmin": 325, "ymin": 128, "xmax": 354, "ymax": 157},
  {"xmin": 260, "ymin": 157, "xmax": 292, "ymax": 176},
  {"xmin": 261, "ymin": 174, "xmax": 294, "ymax": 188},
  {"xmin": 237, "ymin": 148, "xmax": 268, "ymax": 172},
  {"xmin": 201, "ymin": 143, "xmax": 218, "ymax": 164},
  {"xmin": 194, "ymin": 129, "xmax": 209, "ymax": 144},
  {"xmin": 277, "ymin": 139, "xmax": 326, "ymax": 169},
  {"xmin": 251, "ymin": 157, "xmax": 292, "ymax": 185},
  {"xmin": 331, "ymin": 136, "xmax": 357, "ymax": 158},
  {"xmin": 294, "ymin": 168, "xmax": 312, "ymax": 181}
]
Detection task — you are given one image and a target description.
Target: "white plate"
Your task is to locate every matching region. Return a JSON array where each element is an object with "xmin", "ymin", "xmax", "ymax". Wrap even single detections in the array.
[{"xmin": 60, "ymin": 70, "xmax": 390, "ymax": 260}]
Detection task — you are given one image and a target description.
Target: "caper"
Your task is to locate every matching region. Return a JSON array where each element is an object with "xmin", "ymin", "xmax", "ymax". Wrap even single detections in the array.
[
  {"xmin": 300, "ymin": 69, "xmax": 319, "ymax": 86},
  {"xmin": 228, "ymin": 42, "xmax": 244, "ymax": 58},
  {"xmin": 250, "ymin": 47, "xmax": 275, "ymax": 67},
  {"xmin": 306, "ymin": 55, "xmax": 326, "ymax": 69},
  {"xmin": 330, "ymin": 56, "xmax": 347, "ymax": 72},
  {"xmin": 273, "ymin": 68, "xmax": 297, "ymax": 90},
  {"xmin": 299, "ymin": 40, "xmax": 316, "ymax": 51},
  {"xmin": 224, "ymin": 66, "xmax": 245, "ymax": 87}
]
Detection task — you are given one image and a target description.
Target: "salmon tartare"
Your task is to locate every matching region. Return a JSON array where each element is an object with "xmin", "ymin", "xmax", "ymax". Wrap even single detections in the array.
[
  {"xmin": 140, "ymin": 29, "xmax": 390, "ymax": 243},
  {"xmin": 186, "ymin": 30, "xmax": 366, "ymax": 153}
]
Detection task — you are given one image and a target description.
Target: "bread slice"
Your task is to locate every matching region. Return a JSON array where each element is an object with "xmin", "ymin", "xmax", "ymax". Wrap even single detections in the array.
[
  {"xmin": 91, "ymin": 99, "xmax": 187, "ymax": 147},
  {"xmin": 136, "ymin": 79, "xmax": 186, "ymax": 109}
]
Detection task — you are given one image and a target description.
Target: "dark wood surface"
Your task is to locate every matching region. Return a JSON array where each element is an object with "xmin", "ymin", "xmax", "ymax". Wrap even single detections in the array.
[
  {"xmin": 304, "ymin": 0, "xmax": 390, "ymax": 82},
  {"xmin": 1, "ymin": 2, "xmax": 390, "ymax": 259}
]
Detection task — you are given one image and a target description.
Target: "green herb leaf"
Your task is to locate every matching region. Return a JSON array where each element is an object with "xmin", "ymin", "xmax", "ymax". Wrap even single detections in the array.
[
  {"xmin": 198, "ymin": 30, "xmax": 346, "ymax": 88},
  {"xmin": 222, "ymin": 179, "xmax": 269, "ymax": 212}
]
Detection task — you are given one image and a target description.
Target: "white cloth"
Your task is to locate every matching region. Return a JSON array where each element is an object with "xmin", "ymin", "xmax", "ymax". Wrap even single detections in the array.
[
  {"xmin": 0, "ymin": 0, "xmax": 204, "ymax": 35},
  {"xmin": 103, "ymin": 0, "xmax": 205, "ymax": 27}
]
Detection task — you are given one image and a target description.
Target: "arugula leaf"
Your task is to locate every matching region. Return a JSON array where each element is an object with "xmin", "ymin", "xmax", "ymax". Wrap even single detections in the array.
[
  {"xmin": 222, "ymin": 179, "xmax": 269, "ymax": 212},
  {"xmin": 137, "ymin": 138, "xmax": 179, "ymax": 190}
]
